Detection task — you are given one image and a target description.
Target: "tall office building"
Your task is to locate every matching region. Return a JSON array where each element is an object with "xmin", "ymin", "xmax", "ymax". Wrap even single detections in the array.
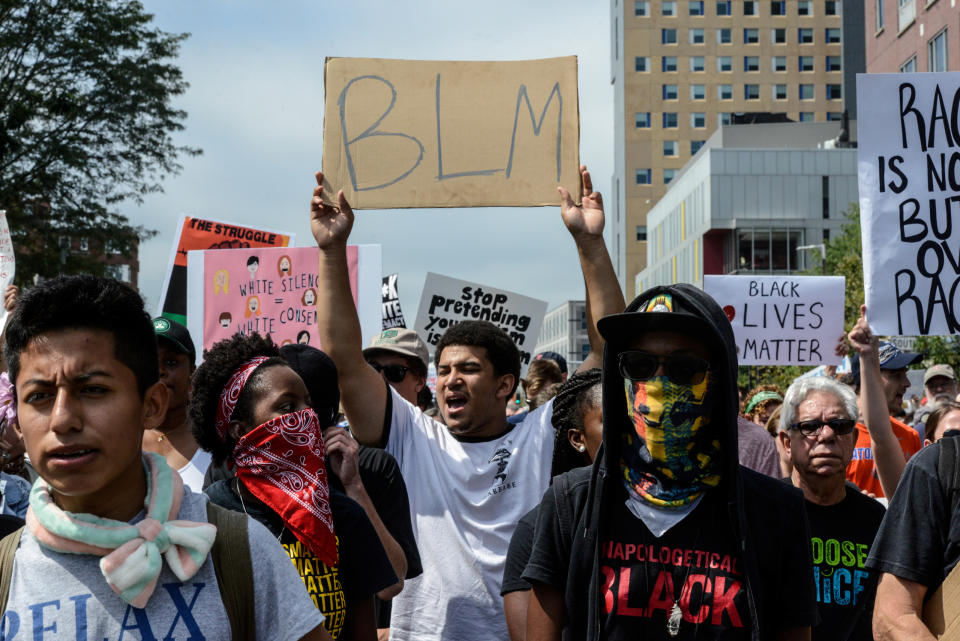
[
  {"xmin": 865, "ymin": 0, "xmax": 957, "ymax": 73},
  {"xmin": 610, "ymin": 0, "xmax": 863, "ymax": 293}
]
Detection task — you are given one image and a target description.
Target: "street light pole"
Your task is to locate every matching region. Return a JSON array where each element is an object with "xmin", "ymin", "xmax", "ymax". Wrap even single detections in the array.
[{"xmin": 796, "ymin": 243, "xmax": 827, "ymax": 275}]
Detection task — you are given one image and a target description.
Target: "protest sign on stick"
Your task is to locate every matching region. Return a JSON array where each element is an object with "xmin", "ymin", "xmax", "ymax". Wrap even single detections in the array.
[
  {"xmin": 0, "ymin": 212, "xmax": 14, "ymax": 332},
  {"xmin": 157, "ymin": 215, "xmax": 293, "ymax": 325},
  {"xmin": 414, "ymin": 272, "xmax": 548, "ymax": 373},
  {"xmin": 185, "ymin": 245, "xmax": 381, "ymax": 364},
  {"xmin": 382, "ymin": 273, "xmax": 406, "ymax": 329},
  {"xmin": 857, "ymin": 72, "xmax": 960, "ymax": 336},
  {"xmin": 704, "ymin": 275, "xmax": 846, "ymax": 366},
  {"xmin": 322, "ymin": 56, "xmax": 581, "ymax": 209}
]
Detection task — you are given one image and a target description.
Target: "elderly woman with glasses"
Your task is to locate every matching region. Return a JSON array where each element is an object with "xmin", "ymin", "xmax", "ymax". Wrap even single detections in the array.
[{"xmin": 777, "ymin": 374, "xmax": 886, "ymax": 641}]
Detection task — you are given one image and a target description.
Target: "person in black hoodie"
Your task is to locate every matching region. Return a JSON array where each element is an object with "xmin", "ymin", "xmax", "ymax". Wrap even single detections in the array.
[{"xmin": 522, "ymin": 283, "xmax": 818, "ymax": 641}]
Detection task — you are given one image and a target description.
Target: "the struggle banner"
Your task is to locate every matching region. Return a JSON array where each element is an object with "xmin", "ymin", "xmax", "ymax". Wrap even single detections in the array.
[{"xmin": 857, "ymin": 72, "xmax": 960, "ymax": 336}]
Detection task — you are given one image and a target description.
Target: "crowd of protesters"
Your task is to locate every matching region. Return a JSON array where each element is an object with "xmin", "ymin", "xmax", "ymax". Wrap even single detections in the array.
[{"xmin": 0, "ymin": 166, "xmax": 955, "ymax": 640}]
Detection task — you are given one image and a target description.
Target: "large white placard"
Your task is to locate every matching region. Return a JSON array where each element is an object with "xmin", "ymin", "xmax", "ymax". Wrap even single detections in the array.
[
  {"xmin": 704, "ymin": 275, "xmax": 846, "ymax": 366},
  {"xmin": 857, "ymin": 72, "xmax": 960, "ymax": 336},
  {"xmin": 414, "ymin": 272, "xmax": 548, "ymax": 373}
]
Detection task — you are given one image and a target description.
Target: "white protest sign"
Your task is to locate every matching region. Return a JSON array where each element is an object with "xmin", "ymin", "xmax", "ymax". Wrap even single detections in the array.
[
  {"xmin": 703, "ymin": 275, "xmax": 845, "ymax": 366},
  {"xmin": 0, "ymin": 212, "xmax": 14, "ymax": 332},
  {"xmin": 414, "ymin": 272, "xmax": 548, "ymax": 373},
  {"xmin": 857, "ymin": 72, "xmax": 960, "ymax": 336}
]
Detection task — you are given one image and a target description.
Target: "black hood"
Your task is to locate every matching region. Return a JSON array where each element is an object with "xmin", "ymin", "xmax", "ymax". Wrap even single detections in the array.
[{"xmin": 596, "ymin": 282, "xmax": 741, "ymax": 491}]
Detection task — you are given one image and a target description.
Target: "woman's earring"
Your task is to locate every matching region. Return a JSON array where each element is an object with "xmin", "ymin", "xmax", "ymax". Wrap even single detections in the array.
[{"xmin": 577, "ymin": 445, "xmax": 586, "ymax": 452}]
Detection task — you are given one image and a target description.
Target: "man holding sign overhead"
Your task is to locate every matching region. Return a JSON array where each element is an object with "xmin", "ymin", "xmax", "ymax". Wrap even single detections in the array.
[{"xmin": 309, "ymin": 165, "xmax": 624, "ymax": 641}]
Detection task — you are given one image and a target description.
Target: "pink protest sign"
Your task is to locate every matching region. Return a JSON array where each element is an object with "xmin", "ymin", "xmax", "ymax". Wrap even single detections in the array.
[{"xmin": 198, "ymin": 246, "xmax": 358, "ymax": 351}]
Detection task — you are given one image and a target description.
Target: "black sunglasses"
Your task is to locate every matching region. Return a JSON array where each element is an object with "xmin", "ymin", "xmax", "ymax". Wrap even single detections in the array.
[
  {"xmin": 368, "ymin": 361, "xmax": 410, "ymax": 383},
  {"xmin": 617, "ymin": 350, "xmax": 711, "ymax": 385},
  {"xmin": 789, "ymin": 418, "xmax": 857, "ymax": 437}
]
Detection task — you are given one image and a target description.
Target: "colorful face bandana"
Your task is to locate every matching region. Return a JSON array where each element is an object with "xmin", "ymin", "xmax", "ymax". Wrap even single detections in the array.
[
  {"xmin": 232, "ymin": 407, "xmax": 338, "ymax": 567},
  {"xmin": 620, "ymin": 374, "xmax": 722, "ymax": 508}
]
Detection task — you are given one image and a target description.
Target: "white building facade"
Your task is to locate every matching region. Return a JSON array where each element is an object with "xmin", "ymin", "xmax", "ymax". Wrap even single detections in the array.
[{"xmin": 534, "ymin": 300, "xmax": 589, "ymax": 373}]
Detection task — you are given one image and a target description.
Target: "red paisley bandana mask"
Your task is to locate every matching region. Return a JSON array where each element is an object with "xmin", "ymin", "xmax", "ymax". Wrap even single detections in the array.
[{"xmin": 233, "ymin": 407, "xmax": 338, "ymax": 567}]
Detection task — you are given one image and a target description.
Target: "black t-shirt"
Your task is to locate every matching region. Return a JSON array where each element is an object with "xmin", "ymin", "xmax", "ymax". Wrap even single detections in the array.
[
  {"xmin": 803, "ymin": 485, "xmax": 885, "ymax": 641},
  {"xmin": 526, "ymin": 488, "xmax": 751, "ymax": 640},
  {"xmin": 867, "ymin": 443, "xmax": 960, "ymax": 588},
  {"xmin": 501, "ymin": 506, "xmax": 539, "ymax": 595}
]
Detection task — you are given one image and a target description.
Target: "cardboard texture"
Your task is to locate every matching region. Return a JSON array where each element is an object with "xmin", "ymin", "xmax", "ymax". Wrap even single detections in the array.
[
  {"xmin": 322, "ymin": 56, "xmax": 580, "ymax": 208},
  {"xmin": 923, "ymin": 562, "xmax": 960, "ymax": 639}
]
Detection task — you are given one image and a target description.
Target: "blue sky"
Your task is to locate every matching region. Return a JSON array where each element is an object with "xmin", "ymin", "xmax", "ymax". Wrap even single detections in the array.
[{"xmin": 134, "ymin": 0, "xmax": 615, "ymax": 318}]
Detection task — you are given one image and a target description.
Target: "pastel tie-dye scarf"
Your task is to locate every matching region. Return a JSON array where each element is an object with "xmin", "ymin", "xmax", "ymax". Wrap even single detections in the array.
[
  {"xmin": 620, "ymin": 374, "xmax": 722, "ymax": 508},
  {"xmin": 26, "ymin": 452, "xmax": 217, "ymax": 608}
]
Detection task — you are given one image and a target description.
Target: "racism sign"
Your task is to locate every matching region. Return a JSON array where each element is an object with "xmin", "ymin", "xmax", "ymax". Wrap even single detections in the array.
[
  {"xmin": 704, "ymin": 275, "xmax": 846, "ymax": 366},
  {"xmin": 858, "ymin": 73, "xmax": 960, "ymax": 335}
]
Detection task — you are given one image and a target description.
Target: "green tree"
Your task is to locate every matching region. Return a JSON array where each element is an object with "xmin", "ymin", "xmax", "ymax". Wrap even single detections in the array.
[
  {"xmin": 820, "ymin": 203, "xmax": 864, "ymax": 331},
  {"xmin": 0, "ymin": 0, "xmax": 199, "ymax": 281}
]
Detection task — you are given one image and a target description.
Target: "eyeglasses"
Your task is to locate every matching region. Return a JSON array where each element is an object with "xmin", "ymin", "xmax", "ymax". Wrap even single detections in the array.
[
  {"xmin": 617, "ymin": 350, "xmax": 711, "ymax": 385},
  {"xmin": 789, "ymin": 418, "xmax": 857, "ymax": 437},
  {"xmin": 368, "ymin": 361, "xmax": 410, "ymax": 383}
]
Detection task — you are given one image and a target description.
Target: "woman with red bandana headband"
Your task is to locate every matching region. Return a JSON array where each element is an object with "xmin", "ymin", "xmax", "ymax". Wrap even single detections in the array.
[{"xmin": 190, "ymin": 333, "xmax": 398, "ymax": 641}]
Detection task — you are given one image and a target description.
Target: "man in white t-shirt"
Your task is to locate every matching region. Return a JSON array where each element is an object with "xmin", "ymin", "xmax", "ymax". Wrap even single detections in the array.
[
  {"xmin": 143, "ymin": 317, "xmax": 211, "ymax": 491},
  {"xmin": 309, "ymin": 165, "xmax": 624, "ymax": 641}
]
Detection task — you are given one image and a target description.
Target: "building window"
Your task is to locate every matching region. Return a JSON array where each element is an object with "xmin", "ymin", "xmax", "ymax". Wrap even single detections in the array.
[
  {"xmin": 717, "ymin": 28, "xmax": 732, "ymax": 44},
  {"xmin": 799, "ymin": 84, "xmax": 815, "ymax": 100},
  {"xmin": 663, "ymin": 112, "xmax": 679, "ymax": 127},
  {"xmin": 636, "ymin": 169, "xmax": 652, "ymax": 185},
  {"xmin": 663, "ymin": 1, "xmax": 677, "ymax": 15},
  {"xmin": 662, "ymin": 28, "xmax": 678, "ymax": 44},
  {"xmin": 797, "ymin": 1, "xmax": 812, "ymax": 15},
  {"xmin": 720, "ymin": 112, "xmax": 733, "ymax": 125},
  {"xmin": 662, "ymin": 84, "xmax": 678, "ymax": 99},
  {"xmin": 716, "ymin": 1, "xmax": 732, "ymax": 15},
  {"xmin": 825, "ymin": 1, "xmax": 839, "ymax": 14},
  {"xmin": 691, "ymin": 112, "xmax": 706, "ymax": 127},
  {"xmin": 663, "ymin": 140, "xmax": 678, "ymax": 156},
  {"xmin": 799, "ymin": 56, "xmax": 814, "ymax": 71},
  {"xmin": 635, "ymin": 0, "xmax": 650, "ymax": 15},
  {"xmin": 661, "ymin": 56, "xmax": 677, "ymax": 71},
  {"xmin": 929, "ymin": 29, "xmax": 948, "ymax": 72},
  {"xmin": 743, "ymin": 1, "xmax": 756, "ymax": 15},
  {"xmin": 635, "ymin": 112, "xmax": 651, "ymax": 128},
  {"xmin": 899, "ymin": 0, "xmax": 916, "ymax": 33},
  {"xmin": 737, "ymin": 229, "xmax": 803, "ymax": 272},
  {"xmin": 744, "ymin": 28, "xmax": 759, "ymax": 43},
  {"xmin": 58, "ymin": 236, "xmax": 70, "ymax": 249},
  {"xmin": 770, "ymin": 1, "xmax": 786, "ymax": 15},
  {"xmin": 875, "ymin": 0, "xmax": 884, "ymax": 30},
  {"xmin": 772, "ymin": 28, "xmax": 786, "ymax": 43},
  {"xmin": 826, "ymin": 84, "xmax": 842, "ymax": 100},
  {"xmin": 826, "ymin": 55, "xmax": 842, "ymax": 71},
  {"xmin": 798, "ymin": 28, "xmax": 814, "ymax": 43},
  {"xmin": 79, "ymin": 237, "xmax": 89, "ymax": 252},
  {"xmin": 827, "ymin": 112, "xmax": 843, "ymax": 121},
  {"xmin": 825, "ymin": 28, "xmax": 842, "ymax": 43},
  {"xmin": 690, "ymin": 56, "xmax": 705, "ymax": 71},
  {"xmin": 773, "ymin": 84, "xmax": 788, "ymax": 99},
  {"xmin": 900, "ymin": 55, "xmax": 917, "ymax": 73},
  {"xmin": 718, "ymin": 84, "xmax": 733, "ymax": 99},
  {"xmin": 690, "ymin": 84, "xmax": 705, "ymax": 99},
  {"xmin": 773, "ymin": 56, "xmax": 787, "ymax": 71},
  {"xmin": 664, "ymin": 169, "xmax": 677, "ymax": 184},
  {"xmin": 691, "ymin": 140, "xmax": 705, "ymax": 154},
  {"xmin": 798, "ymin": 112, "xmax": 815, "ymax": 122},
  {"xmin": 744, "ymin": 84, "xmax": 760, "ymax": 100},
  {"xmin": 744, "ymin": 56, "xmax": 759, "ymax": 71},
  {"xmin": 689, "ymin": 1, "xmax": 705, "ymax": 15},
  {"xmin": 635, "ymin": 56, "xmax": 649, "ymax": 72},
  {"xmin": 718, "ymin": 56, "xmax": 733, "ymax": 71},
  {"xmin": 690, "ymin": 28, "xmax": 705, "ymax": 44},
  {"xmin": 636, "ymin": 225, "xmax": 648, "ymax": 241}
]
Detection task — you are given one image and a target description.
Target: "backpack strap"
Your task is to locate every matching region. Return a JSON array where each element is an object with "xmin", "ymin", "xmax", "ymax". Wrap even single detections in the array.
[
  {"xmin": 206, "ymin": 501, "xmax": 255, "ymax": 641},
  {"xmin": 552, "ymin": 473, "xmax": 575, "ymax": 557},
  {"xmin": 0, "ymin": 526, "xmax": 23, "ymax": 615}
]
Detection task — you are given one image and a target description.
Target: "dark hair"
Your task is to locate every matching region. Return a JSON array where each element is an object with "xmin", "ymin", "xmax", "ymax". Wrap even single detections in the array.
[
  {"xmin": 417, "ymin": 385, "xmax": 434, "ymax": 411},
  {"xmin": 246, "ymin": 256, "xmax": 259, "ymax": 266},
  {"xmin": 4, "ymin": 275, "xmax": 158, "ymax": 396},
  {"xmin": 434, "ymin": 320, "xmax": 520, "ymax": 396},
  {"xmin": 925, "ymin": 401, "xmax": 960, "ymax": 443},
  {"xmin": 550, "ymin": 369, "xmax": 602, "ymax": 477},
  {"xmin": 523, "ymin": 359, "xmax": 563, "ymax": 410},
  {"xmin": 189, "ymin": 333, "xmax": 285, "ymax": 465}
]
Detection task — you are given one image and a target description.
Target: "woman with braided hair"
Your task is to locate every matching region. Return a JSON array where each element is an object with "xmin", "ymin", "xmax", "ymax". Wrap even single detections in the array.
[{"xmin": 501, "ymin": 369, "xmax": 603, "ymax": 641}]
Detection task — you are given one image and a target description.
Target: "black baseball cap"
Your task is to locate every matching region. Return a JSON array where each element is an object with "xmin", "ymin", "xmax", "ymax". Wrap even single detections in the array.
[
  {"xmin": 535, "ymin": 351, "xmax": 568, "ymax": 375},
  {"xmin": 152, "ymin": 317, "xmax": 196, "ymax": 363}
]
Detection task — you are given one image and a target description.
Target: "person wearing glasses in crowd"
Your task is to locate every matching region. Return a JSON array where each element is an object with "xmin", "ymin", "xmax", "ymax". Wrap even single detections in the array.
[
  {"xmin": 523, "ymin": 284, "xmax": 817, "ymax": 641},
  {"xmin": 363, "ymin": 329, "xmax": 430, "ymax": 406},
  {"xmin": 778, "ymin": 371, "xmax": 885, "ymax": 641}
]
